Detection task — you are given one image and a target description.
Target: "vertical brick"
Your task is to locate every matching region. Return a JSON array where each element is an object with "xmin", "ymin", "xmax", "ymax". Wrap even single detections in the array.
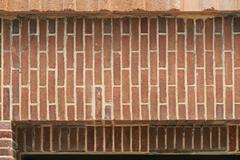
[
  {"xmin": 48, "ymin": 36, "xmax": 56, "ymax": 68},
  {"xmin": 96, "ymin": 126, "xmax": 103, "ymax": 151},
  {"xmin": 85, "ymin": 19, "xmax": 92, "ymax": 34},
  {"xmin": 30, "ymin": 70, "xmax": 37, "ymax": 103},
  {"xmin": 188, "ymin": 87, "xmax": 195, "ymax": 120},
  {"xmin": 197, "ymin": 69, "xmax": 204, "ymax": 103},
  {"xmin": 235, "ymin": 69, "xmax": 240, "ymax": 103},
  {"xmin": 57, "ymin": 18, "xmax": 64, "ymax": 51},
  {"xmin": 94, "ymin": 19, "xmax": 102, "ymax": 51},
  {"xmin": 67, "ymin": 18, "xmax": 74, "ymax": 33},
  {"xmin": 187, "ymin": 19, "xmax": 194, "ymax": 50},
  {"xmin": 141, "ymin": 35, "xmax": 148, "ymax": 68},
  {"xmin": 158, "ymin": 127, "xmax": 165, "ymax": 150},
  {"xmin": 132, "ymin": 87, "xmax": 139, "ymax": 120},
  {"xmin": 177, "ymin": 35, "xmax": 185, "ymax": 68},
  {"xmin": 212, "ymin": 127, "xmax": 219, "ymax": 149},
  {"xmin": 150, "ymin": 51, "xmax": 157, "ymax": 85},
  {"xmin": 225, "ymin": 87, "xmax": 233, "ymax": 119},
  {"xmin": 224, "ymin": 16, "xmax": 232, "ymax": 50},
  {"xmin": 76, "ymin": 53, "xmax": 83, "ymax": 85},
  {"xmin": 12, "ymin": 70, "xmax": 19, "ymax": 103},
  {"xmin": 215, "ymin": 35, "xmax": 223, "ymax": 68},
  {"xmin": 220, "ymin": 127, "xmax": 227, "ymax": 149},
  {"xmin": 159, "ymin": 17, "xmax": 166, "ymax": 33},
  {"xmin": 122, "ymin": 18, "xmax": 129, "ymax": 33},
  {"xmin": 123, "ymin": 127, "xmax": 130, "ymax": 151},
  {"xmin": 40, "ymin": 19, "xmax": 46, "ymax": 51},
  {"xmin": 113, "ymin": 19, "xmax": 120, "ymax": 51},
  {"xmin": 205, "ymin": 19, "xmax": 213, "ymax": 50},
  {"xmin": 3, "ymin": 88, "xmax": 10, "ymax": 120},
  {"xmin": 85, "ymin": 36, "xmax": 93, "ymax": 68},
  {"xmin": 40, "ymin": 88, "xmax": 47, "ymax": 120},
  {"xmin": 176, "ymin": 127, "xmax": 183, "ymax": 150},
  {"xmin": 194, "ymin": 127, "xmax": 201, "ymax": 150},
  {"xmin": 52, "ymin": 127, "xmax": 59, "ymax": 151},
  {"xmin": 114, "ymin": 127, "xmax": 122, "ymax": 152},
  {"xmin": 67, "ymin": 36, "xmax": 74, "ymax": 68},
  {"xmin": 141, "ymin": 126, "xmax": 148, "ymax": 152},
  {"xmin": 187, "ymin": 52, "xmax": 194, "ymax": 85},
  {"xmin": 122, "ymin": 70, "xmax": 130, "ymax": 103},
  {"xmin": 12, "ymin": 36, "xmax": 19, "ymax": 68},
  {"xmin": 58, "ymin": 88, "xmax": 65, "ymax": 120},
  {"xmin": 132, "ymin": 126, "xmax": 139, "ymax": 151},
  {"xmin": 69, "ymin": 128, "xmax": 77, "ymax": 150},
  {"xmin": 203, "ymin": 127, "xmax": 210, "ymax": 150},
  {"xmin": 150, "ymin": 18, "xmax": 157, "ymax": 50},
  {"xmin": 206, "ymin": 52, "xmax": 214, "ymax": 85},
  {"xmin": 113, "ymin": 52, "xmax": 120, "ymax": 85},
  {"xmin": 78, "ymin": 127, "xmax": 85, "ymax": 151},
  {"xmin": 34, "ymin": 127, "xmax": 41, "ymax": 151},
  {"xmin": 113, "ymin": 87, "xmax": 120, "ymax": 120},
  {"xmin": 159, "ymin": 35, "xmax": 166, "ymax": 67},
  {"xmin": 229, "ymin": 126, "xmax": 237, "ymax": 151},
  {"xmin": 48, "ymin": 71, "xmax": 55, "ymax": 103},
  {"xmin": 149, "ymin": 127, "xmax": 157, "ymax": 151},
  {"xmin": 131, "ymin": 52, "xmax": 139, "ymax": 85},
  {"xmin": 215, "ymin": 69, "xmax": 223, "ymax": 103},
  {"xmin": 3, "ymin": 51, "xmax": 10, "ymax": 85},
  {"xmin": 85, "ymin": 70, "xmax": 93, "ymax": 103},
  {"xmin": 225, "ymin": 52, "xmax": 232, "ymax": 85},
  {"xmin": 168, "ymin": 52, "xmax": 176, "ymax": 85},
  {"xmin": 40, "ymin": 53, "xmax": 47, "ymax": 86},
  {"xmin": 206, "ymin": 86, "xmax": 214, "ymax": 120},
  {"xmin": 67, "ymin": 105, "xmax": 75, "ymax": 120},
  {"xmin": 122, "ymin": 36, "xmax": 130, "ymax": 68},
  {"xmin": 76, "ymin": 88, "xmax": 84, "ymax": 120},
  {"xmin": 76, "ymin": 19, "xmax": 83, "ymax": 51},
  {"xmin": 166, "ymin": 128, "xmax": 174, "ymax": 150},
  {"xmin": 3, "ymin": 19, "xmax": 10, "ymax": 50},
  {"xmin": 30, "ymin": 35, "xmax": 38, "ymax": 68},
  {"xmin": 95, "ymin": 87, "xmax": 102, "ymax": 120},
  {"xmin": 169, "ymin": 86, "xmax": 176, "ymax": 120},
  {"xmin": 61, "ymin": 127, "xmax": 69, "ymax": 151},
  {"xmin": 196, "ymin": 35, "xmax": 204, "ymax": 67},
  {"xmin": 131, "ymin": 18, "xmax": 139, "ymax": 51},
  {"xmin": 105, "ymin": 127, "xmax": 112, "ymax": 152},
  {"xmin": 168, "ymin": 18, "xmax": 176, "ymax": 50},
  {"xmin": 43, "ymin": 127, "xmax": 50, "ymax": 151},
  {"xmin": 104, "ymin": 35, "xmax": 111, "ymax": 68},
  {"xmin": 94, "ymin": 52, "xmax": 102, "ymax": 85},
  {"xmin": 178, "ymin": 70, "xmax": 185, "ymax": 103},
  {"xmin": 57, "ymin": 53, "xmax": 65, "ymax": 86},
  {"xmin": 87, "ymin": 126, "xmax": 94, "ymax": 151},
  {"xmin": 67, "ymin": 70, "xmax": 74, "ymax": 103},
  {"xmin": 234, "ymin": 35, "xmax": 240, "ymax": 67},
  {"xmin": 185, "ymin": 128, "xmax": 192, "ymax": 150},
  {"xmin": 159, "ymin": 70, "xmax": 166, "ymax": 103},
  {"xmin": 150, "ymin": 87, "xmax": 158, "ymax": 120},
  {"xmin": 141, "ymin": 70, "xmax": 148, "ymax": 103}
]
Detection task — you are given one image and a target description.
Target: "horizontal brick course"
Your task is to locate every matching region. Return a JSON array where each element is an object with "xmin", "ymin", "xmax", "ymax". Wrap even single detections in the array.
[{"xmin": 0, "ymin": 16, "xmax": 240, "ymax": 121}]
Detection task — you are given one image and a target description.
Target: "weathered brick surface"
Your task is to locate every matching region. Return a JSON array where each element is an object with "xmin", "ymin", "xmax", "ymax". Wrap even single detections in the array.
[
  {"xmin": 13, "ymin": 124, "xmax": 240, "ymax": 153},
  {"xmin": 0, "ymin": 16, "xmax": 239, "ymax": 121}
]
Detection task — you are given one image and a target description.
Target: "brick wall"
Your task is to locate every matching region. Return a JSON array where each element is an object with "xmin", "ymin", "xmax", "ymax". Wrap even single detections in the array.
[
  {"xmin": 14, "ymin": 124, "xmax": 240, "ymax": 153},
  {"xmin": 1, "ymin": 15, "xmax": 240, "ymax": 159},
  {"xmin": 0, "ymin": 16, "xmax": 240, "ymax": 121}
]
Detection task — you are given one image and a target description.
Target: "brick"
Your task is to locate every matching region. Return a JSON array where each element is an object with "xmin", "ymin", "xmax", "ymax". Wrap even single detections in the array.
[
  {"xmin": 225, "ymin": 52, "xmax": 233, "ymax": 85},
  {"xmin": 225, "ymin": 87, "xmax": 233, "ymax": 119},
  {"xmin": 30, "ymin": 35, "xmax": 38, "ymax": 68},
  {"xmin": 67, "ymin": 70, "xmax": 74, "ymax": 103},
  {"xmin": 215, "ymin": 17, "xmax": 222, "ymax": 33},
  {"xmin": 159, "ymin": 35, "xmax": 166, "ymax": 67},
  {"xmin": 206, "ymin": 86, "xmax": 214, "ymax": 120},
  {"xmin": 48, "ymin": 71, "xmax": 55, "ymax": 103},
  {"xmin": 178, "ymin": 70, "xmax": 185, "ymax": 103},
  {"xmin": 168, "ymin": 18, "xmax": 176, "ymax": 50},
  {"xmin": 131, "ymin": 51, "xmax": 139, "ymax": 85},
  {"xmin": 114, "ymin": 127, "xmax": 122, "ymax": 152},
  {"xmin": 196, "ymin": 35, "xmax": 204, "ymax": 67},
  {"xmin": 188, "ymin": 86, "xmax": 195, "ymax": 120},
  {"xmin": 234, "ymin": 35, "xmax": 240, "ymax": 67},
  {"xmin": 49, "ymin": 105, "xmax": 56, "ymax": 120},
  {"xmin": 12, "ymin": 36, "xmax": 19, "ymax": 68},
  {"xmin": 67, "ymin": 36, "xmax": 74, "ymax": 68},
  {"xmin": 197, "ymin": 69, "xmax": 204, "ymax": 103},
  {"xmin": 175, "ymin": 127, "xmax": 183, "ymax": 150},
  {"xmin": 78, "ymin": 127, "xmax": 85, "ymax": 151},
  {"xmin": 123, "ymin": 105, "xmax": 130, "ymax": 120},
  {"xmin": 141, "ymin": 70, "xmax": 148, "ymax": 103},
  {"xmin": 205, "ymin": 19, "xmax": 213, "ymax": 50},
  {"xmin": 94, "ymin": 19, "xmax": 102, "ymax": 51},
  {"xmin": 85, "ymin": 70, "xmax": 93, "ymax": 103},
  {"xmin": 30, "ymin": 19, "xmax": 37, "ymax": 34},
  {"xmin": 3, "ymin": 19, "xmax": 10, "ymax": 50},
  {"xmin": 57, "ymin": 18, "xmax": 64, "ymax": 51},
  {"xmin": 76, "ymin": 53, "xmax": 84, "ymax": 85},
  {"xmin": 203, "ymin": 127, "xmax": 210, "ymax": 150},
  {"xmin": 95, "ymin": 87, "xmax": 102, "ymax": 120},
  {"xmin": 168, "ymin": 52, "xmax": 176, "ymax": 85},
  {"xmin": 85, "ymin": 36, "xmax": 93, "ymax": 68},
  {"xmin": 113, "ymin": 19, "xmax": 120, "ymax": 51},
  {"xmin": 159, "ymin": 17, "xmax": 166, "ymax": 33},
  {"xmin": 3, "ymin": 51, "xmax": 10, "ymax": 85},
  {"xmin": 215, "ymin": 69, "xmax": 223, "ymax": 103},
  {"xmin": 235, "ymin": 69, "xmax": 240, "ymax": 103},
  {"xmin": 113, "ymin": 52, "xmax": 121, "ymax": 85},
  {"xmin": 132, "ymin": 87, "xmax": 140, "ymax": 120},
  {"xmin": 206, "ymin": 52, "xmax": 214, "ymax": 85},
  {"xmin": 187, "ymin": 19, "xmax": 194, "ymax": 50},
  {"xmin": 58, "ymin": 88, "xmax": 65, "ymax": 120},
  {"xmin": 159, "ymin": 70, "xmax": 166, "ymax": 103},
  {"xmin": 76, "ymin": 19, "xmax": 83, "ymax": 51},
  {"xmin": 104, "ymin": 70, "xmax": 112, "ymax": 102},
  {"xmin": 169, "ymin": 86, "xmax": 176, "ymax": 120},
  {"xmin": 104, "ymin": 35, "xmax": 111, "ymax": 68},
  {"xmin": 158, "ymin": 127, "xmax": 165, "ymax": 150},
  {"xmin": 177, "ymin": 18, "xmax": 185, "ymax": 33},
  {"xmin": 43, "ymin": 127, "xmax": 50, "ymax": 151},
  {"xmin": 61, "ymin": 127, "xmax": 69, "ymax": 151},
  {"xmin": 67, "ymin": 17, "xmax": 74, "ymax": 33},
  {"xmin": 48, "ymin": 19, "xmax": 56, "ymax": 33},
  {"xmin": 150, "ymin": 51, "xmax": 157, "ymax": 85},
  {"xmin": 48, "ymin": 36, "xmax": 56, "ymax": 68},
  {"xmin": 131, "ymin": 18, "xmax": 139, "ymax": 51},
  {"xmin": 12, "ymin": 70, "xmax": 19, "ymax": 103},
  {"xmin": 57, "ymin": 53, "xmax": 65, "ymax": 86},
  {"xmin": 105, "ymin": 127, "xmax": 113, "ymax": 151},
  {"xmin": 212, "ymin": 127, "xmax": 219, "ymax": 149},
  {"xmin": 229, "ymin": 126, "xmax": 237, "ymax": 151},
  {"xmin": 67, "ymin": 105, "xmax": 75, "ymax": 120},
  {"xmin": 40, "ymin": 19, "xmax": 47, "ymax": 51},
  {"xmin": 40, "ymin": 53, "xmax": 47, "ymax": 86},
  {"xmin": 185, "ymin": 128, "xmax": 192, "ymax": 150},
  {"xmin": 177, "ymin": 35, "xmax": 185, "ymax": 68},
  {"xmin": 150, "ymin": 87, "xmax": 158, "ymax": 120},
  {"xmin": 122, "ymin": 70, "xmax": 130, "ymax": 103},
  {"xmin": 166, "ymin": 127, "xmax": 174, "ymax": 150},
  {"xmin": 215, "ymin": 35, "xmax": 223, "ymax": 67},
  {"xmin": 150, "ymin": 18, "xmax": 157, "ymax": 50},
  {"xmin": 194, "ymin": 127, "xmax": 201, "ymax": 150},
  {"xmin": 141, "ymin": 126, "xmax": 148, "ymax": 152},
  {"xmin": 149, "ymin": 127, "xmax": 157, "ymax": 151},
  {"xmin": 132, "ymin": 126, "xmax": 139, "ymax": 151},
  {"xmin": 123, "ymin": 127, "xmax": 130, "ymax": 151},
  {"xmin": 224, "ymin": 16, "xmax": 232, "ymax": 50},
  {"xmin": 220, "ymin": 127, "xmax": 227, "ymax": 149},
  {"xmin": 96, "ymin": 126, "xmax": 103, "ymax": 151},
  {"xmin": 76, "ymin": 88, "xmax": 84, "ymax": 120},
  {"xmin": 85, "ymin": 19, "xmax": 92, "ymax": 34},
  {"xmin": 40, "ymin": 88, "xmax": 47, "ymax": 120},
  {"xmin": 196, "ymin": 19, "xmax": 203, "ymax": 33},
  {"xmin": 178, "ymin": 104, "xmax": 186, "ymax": 120},
  {"xmin": 30, "ymin": 70, "xmax": 37, "ymax": 103},
  {"xmin": 141, "ymin": 35, "xmax": 148, "ymax": 68},
  {"xmin": 104, "ymin": 19, "xmax": 111, "ymax": 33}
]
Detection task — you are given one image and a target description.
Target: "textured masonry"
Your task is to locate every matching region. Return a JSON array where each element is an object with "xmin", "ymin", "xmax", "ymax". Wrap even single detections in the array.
[
  {"xmin": 0, "ymin": 16, "xmax": 240, "ymax": 121},
  {"xmin": 1, "ymin": 15, "xmax": 240, "ymax": 159}
]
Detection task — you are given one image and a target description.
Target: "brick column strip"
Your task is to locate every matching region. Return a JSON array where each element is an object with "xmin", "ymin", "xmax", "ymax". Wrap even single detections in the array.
[{"xmin": 0, "ymin": 122, "xmax": 16, "ymax": 160}]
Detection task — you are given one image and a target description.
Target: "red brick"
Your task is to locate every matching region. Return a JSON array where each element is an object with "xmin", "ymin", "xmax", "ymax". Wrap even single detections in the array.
[
  {"xmin": 188, "ymin": 86, "xmax": 195, "ymax": 120},
  {"xmin": 215, "ymin": 35, "xmax": 223, "ymax": 67},
  {"xmin": 187, "ymin": 19, "xmax": 194, "ymax": 50},
  {"xmin": 197, "ymin": 104, "xmax": 205, "ymax": 120},
  {"xmin": 205, "ymin": 19, "xmax": 213, "ymax": 50},
  {"xmin": 141, "ymin": 104, "xmax": 149, "ymax": 120},
  {"xmin": 30, "ymin": 105, "xmax": 38, "ymax": 120},
  {"xmin": 216, "ymin": 69, "xmax": 223, "ymax": 103},
  {"xmin": 150, "ymin": 51, "xmax": 157, "ymax": 85},
  {"xmin": 122, "ymin": 18, "xmax": 129, "ymax": 33},
  {"xmin": 114, "ymin": 127, "xmax": 122, "ymax": 152},
  {"xmin": 57, "ymin": 53, "xmax": 65, "ymax": 86},
  {"xmin": 141, "ymin": 126, "xmax": 148, "ymax": 152},
  {"xmin": 141, "ymin": 35, "xmax": 148, "ymax": 68},
  {"xmin": 40, "ymin": 53, "xmax": 47, "ymax": 86},
  {"xmin": 220, "ymin": 127, "xmax": 227, "ymax": 149},
  {"xmin": 113, "ymin": 19, "xmax": 120, "ymax": 51},
  {"xmin": 104, "ymin": 70, "xmax": 112, "ymax": 102},
  {"xmin": 159, "ymin": 35, "xmax": 166, "ymax": 67},
  {"xmin": 131, "ymin": 18, "xmax": 139, "ymax": 51},
  {"xmin": 95, "ymin": 87, "xmax": 102, "ymax": 120},
  {"xmin": 177, "ymin": 35, "xmax": 185, "ymax": 68},
  {"xmin": 48, "ymin": 71, "xmax": 55, "ymax": 103},
  {"xmin": 175, "ymin": 127, "xmax": 183, "ymax": 150},
  {"xmin": 67, "ymin": 18, "xmax": 74, "ymax": 33},
  {"xmin": 67, "ymin": 70, "xmax": 74, "ymax": 103},
  {"xmin": 94, "ymin": 52, "xmax": 102, "ymax": 85},
  {"xmin": 212, "ymin": 127, "xmax": 219, "ymax": 149},
  {"xmin": 122, "ymin": 70, "xmax": 130, "ymax": 103},
  {"xmin": 12, "ymin": 70, "xmax": 19, "ymax": 103},
  {"xmin": 224, "ymin": 16, "xmax": 232, "ymax": 50},
  {"xmin": 168, "ymin": 18, "xmax": 176, "ymax": 50},
  {"xmin": 76, "ymin": 88, "xmax": 84, "ymax": 120},
  {"xmin": 123, "ymin": 105, "xmax": 130, "ymax": 120},
  {"xmin": 229, "ymin": 126, "xmax": 237, "ymax": 151},
  {"xmin": 131, "ymin": 51, "xmax": 139, "ymax": 85},
  {"xmin": 12, "ymin": 105, "xmax": 19, "ymax": 120},
  {"xmin": 166, "ymin": 128, "xmax": 174, "ymax": 150},
  {"xmin": 234, "ymin": 35, "xmax": 240, "ymax": 67},
  {"xmin": 3, "ymin": 51, "xmax": 10, "ymax": 85},
  {"xmin": 57, "ymin": 18, "xmax": 64, "ymax": 51},
  {"xmin": 123, "ymin": 127, "xmax": 130, "ymax": 151},
  {"xmin": 78, "ymin": 127, "xmax": 85, "ymax": 151},
  {"xmin": 48, "ymin": 36, "xmax": 56, "ymax": 68},
  {"xmin": 225, "ymin": 52, "xmax": 233, "ymax": 85},
  {"xmin": 43, "ymin": 127, "xmax": 50, "ymax": 151},
  {"xmin": 178, "ymin": 104, "xmax": 186, "ymax": 120},
  {"xmin": 40, "ymin": 88, "xmax": 47, "ymax": 120},
  {"xmin": 235, "ymin": 69, "xmax": 240, "ymax": 103},
  {"xmin": 3, "ymin": 88, "xmax": 10, "ymax": 120},
  {"xmin": 76, "ymin": 19, "xmax": 83, "ymax": 51},
  {"xmin": 21, "ymin": 87, "xmax": 28, "ymax": 120},
  {"xmin": 34, "ymin": 127, "xmax": 41, "ymax": 151},
  {"xmin": 85, "ymin": 70, "xmax": 93, "ymax": 103},
  {"xmin": 159, "ymin": 70, "xmax": 166, "ymax": 103},
  {"xmin": 12, "ymin": 36, "xmax": 19, "ymax": 68},
  {"xmin": 178, "ymin": 70, "xmax": 185, "ymax": 103},
  {"xmin": 122, "ymin": 36, "xmax": 130, "ymax": 68},
  {"xmin": 40, "ymin": 19, "xmax": 46, "ymax": 51},
  {"xmin": 61, "ymin": 127, "xmax": 69, "ymax": 151},
  {"xmin": 141, "ymin": 70, "xmax": 148, "ymax": 103},
  {"xmin": 67, "ymin": 105, "xmax": 75, "ymax": 120},
  {"xmin": 187, "ymin": 52, "xmax": 194, "ymax": 85},
  {"xmin": 67, "ymin": 36, "xmax": 74, "ymax": 68},
  {"xmin": 132, "ymin": 87, "xmax": 140, "ymax": 120},
  {"xmin": 197, "ymin": 69, "xmax": 204, "ymax": 103},
  {"xmin": 114, "ymin": 53, "xmax": 121, "ymax": 85},
  {"xmin": 105, "ymin": 127, "xmax": 113, "ymax": 152},
  {"xmin": 132, "ymin": 126, "xmax": 139, "ymax": 151},
  {"xmin": 150, "ymin": 87, "xmax": 158, "ymax": 120},
  {"xmin": 203, "ymin": 127, "xmax": 210, "ymax": 150},
  {"xmin": 96, "ymin": 126, "xmax": 103, "ymax": 151},
  {"xmin": 85, "ymin": 19, "xmax": 92, "ymax": 34},
  {"xmin": 85, "ymin": 36, "xmax": 93, "ymax": 68},
  {"xmin": 206, "ymin": 52, "xmax": 214, "ymax": 85},
  {"xmin": 168, "ymin": 52, "xmax": 176, "ymax": 85},
  {"xmin": 206, "ymin": 86, "xmax": 214, "ymax": 120},
  {"xmin": 194, "ymin": 127, "xmax": 201, "ymax": 150},
  {"xmin": 150, "ymin": 18, "xmax": 157, "ymax": 50},
  {"xmin": 196, "ymin": 35, "xmax": 204, "ymax": 67},
  {"xmin": 3, "ymin": 19, "xmax": 10, "ymax": 50},
  {"xmin": 49, "ymin": 105, "xmax": 56, "ymax": 120},
  {"xmin": 216, "ymin": 104, "xmax": 224, "ymax": 120},
  {"xmin": 69, "ymin": 128, "xmax": 77, "ymax": 151},
  {"xmin": 149, "ymin": 127, "xmax": 157, "ymax": 151},
  {"xmin": 58, "ymin": 88, "xmax": 65, "ymax": 120},
  {"xmin": 94, "ymin": 19, "xmax": 102, "ymax": 51},
  {"xmin": 104, "ymin": 35, "xmax": 111, "ymax": 68},
  {"xmin": 104, "ymin": 19, "xmax": 111, "ymax": 33},
  {"xmin": 30, "ymin": 70, "xmax": 37, "ymax": 103},
  {"xmin": 225, "ymin": 87, "xmax": 233, "ymax": 119},
  {"xmin": 169, "ymin": 86, "xmax": 176, "ymax": 120}
]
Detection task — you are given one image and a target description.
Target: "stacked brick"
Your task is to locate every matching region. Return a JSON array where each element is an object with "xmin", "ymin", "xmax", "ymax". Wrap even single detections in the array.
[
  {"xmin": 0, "ymin": 16, "xmax": 240, "ymax": 121},
  {"xmin": 15, "ymin": 124, "xmax": 239, "ymax": 153}
]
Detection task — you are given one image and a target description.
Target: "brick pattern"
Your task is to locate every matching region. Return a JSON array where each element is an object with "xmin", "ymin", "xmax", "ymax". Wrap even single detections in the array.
[
  {"xmin": 1, "ymin": 16, "xmax": 240, "ymax": 121},
  {"xmin": 15, "ymin": 124, "xmax": 240, "ymax": 153},
  {"xmin": 0, "ymin": 122, "xmax": 15, "ymax": 160}
]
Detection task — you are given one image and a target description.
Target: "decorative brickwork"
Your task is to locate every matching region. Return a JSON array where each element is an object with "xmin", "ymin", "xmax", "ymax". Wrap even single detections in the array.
[
  {"xmin": 14, "ymin": 124, "xmax": 240, "ymax": 155},
  {"xmin": 0, "ymin": 16, "xmax": 240, "ymax": 121}
]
